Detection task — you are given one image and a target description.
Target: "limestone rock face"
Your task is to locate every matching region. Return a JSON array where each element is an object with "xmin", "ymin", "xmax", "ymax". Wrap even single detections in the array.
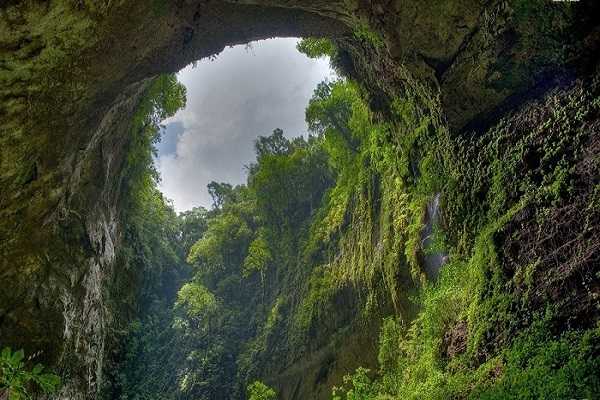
[{"xmin": 0, "ymin": 0, "xmax": 597, "ymax": 398}]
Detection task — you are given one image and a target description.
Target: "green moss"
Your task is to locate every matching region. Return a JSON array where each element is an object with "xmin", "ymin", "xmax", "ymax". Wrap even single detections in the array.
[
  {"xmin": 110, "ymin": 21, "xmax": 599, "ymax": 399},
  {"xmin": 327, "ymin": 52, "xmax": 599, "ymax": 400},
  {"xmin": 294, "ymin": 265, "xmax": 340, "ymax": 337},
  {"xmin": 488, "ymin": 0, "xmax": 577, "ymax": 91},
  {"xmin": 471, "ymin": 319, "xmax": 600, "ymax": 399},
  {"xmin": 352, "ymin": 21, "xmax": 385, "ymax": 50}
]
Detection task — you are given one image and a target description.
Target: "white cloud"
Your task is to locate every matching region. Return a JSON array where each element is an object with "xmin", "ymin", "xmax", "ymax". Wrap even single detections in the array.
[{"xmin": 156, "ymin": 38, "xmax": 334, "ymax": 212}]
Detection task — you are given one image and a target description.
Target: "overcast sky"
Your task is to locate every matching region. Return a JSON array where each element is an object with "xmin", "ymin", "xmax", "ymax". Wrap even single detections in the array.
[{"xmin": 155, "ymin": 38, "xmax": 334, "ymax": 212}]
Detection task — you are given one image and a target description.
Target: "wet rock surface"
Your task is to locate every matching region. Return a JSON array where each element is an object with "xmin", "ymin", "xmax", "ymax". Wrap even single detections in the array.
[{"xmin": 420, "ymin": 193, "xmax": 447, "ymax": 279}]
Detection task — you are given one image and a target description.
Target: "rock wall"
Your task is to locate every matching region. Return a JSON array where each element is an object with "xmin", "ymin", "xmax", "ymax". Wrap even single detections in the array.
[
  {"xmin": 1, "ymin": 1, "xmax": 347, "ymax": 397},
  {"xmin": 0, "ymin": 0, "xmax": 598, "ymax": 398}
]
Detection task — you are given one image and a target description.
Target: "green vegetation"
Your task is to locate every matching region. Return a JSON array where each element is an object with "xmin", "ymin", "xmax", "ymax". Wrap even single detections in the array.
[
  {"xmin": 109, "ymin": 41, "xmax": 600, "ymax": 400},
  {"xmin": 326, "ymin": 63, "xmax": 600, "ymax": 399},
  {"xmin": 3, "ymin": 2, "xmax": 598, "ymax": 400},
  {"xmin": 332, "ymin": 368, "xmax": 378, "ymax": 400},
  {"xmin": 351, "ymin": 21, "xmax": 385, "ymax": 49},
  {"xmin": 110, "ymin": 74, "xmax": 395, "ymax": 398},
  {"xmin": 247, "ymin": 381, "xmax": 277, "ymax": 400},
  {"xmin": 0, "ymin": 348, "xmax": 60, "ymax": 400},
  {"xmin": 296, "ymin": 38, "xmax": 336, "ymax": 59},
  {"xmin": 100, "ymin": 73, "xmax": 197, "ymax": 400}
]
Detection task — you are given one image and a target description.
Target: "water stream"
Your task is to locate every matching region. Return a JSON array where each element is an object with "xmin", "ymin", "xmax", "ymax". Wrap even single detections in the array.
[{"xmin": 421, "ymin": 193, "xmax": 448, "ymax": 278}]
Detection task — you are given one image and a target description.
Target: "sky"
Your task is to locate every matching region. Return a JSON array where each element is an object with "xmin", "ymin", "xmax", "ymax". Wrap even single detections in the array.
[{"xmin": 155, "ymin": 38, "xmax": 334, "ymax": 212}]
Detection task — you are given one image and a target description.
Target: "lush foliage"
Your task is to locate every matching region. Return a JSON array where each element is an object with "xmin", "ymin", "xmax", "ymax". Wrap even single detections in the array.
[
  {"xmin": 247, "ymin": 381, "xmax": 277, "ymax": 400},
  {"xmin": 332, "ymin": 368, "xmax": 378, "ymax": 400},
  {"xmin": 326, "ymin": 66, "xmax": 600, "ymax": 400},
  {"xmin": 110, "ymin": 48, "xmax": 600, "ymax": 400},
  {"xmin": 103, "ymin": 74, "xmax": 197, "ymax": 400},
  {"xmin": 296, "ymin": 38, "xmax": 336, "ymax": 59},
  {"xmin": 0, "ymin": 348, "xmax": 60, "ymax": 400}
]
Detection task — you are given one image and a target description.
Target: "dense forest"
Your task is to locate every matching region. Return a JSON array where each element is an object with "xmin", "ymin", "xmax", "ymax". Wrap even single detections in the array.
[
  {"xmin": 49, "ymin": 38, "xmax": 599, "ymax": 399},
  {"xmin": 1, "ymin": 1, "xmax": 599, "ymax": 399}
]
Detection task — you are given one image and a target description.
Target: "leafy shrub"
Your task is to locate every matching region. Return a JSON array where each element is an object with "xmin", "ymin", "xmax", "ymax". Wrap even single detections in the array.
[
  {"xmin": 247, "ymin": 381, "xmax": 277, "ymax": 400},
  {"xmin": 176, "ymin": 282, "xmax": 219, "ymax": 321},
  {"xmin": 352, "ymin": 22, "xmax": 384, "ymax": 49},
  {"xmin": 332, "ymin": 368, "xmax": 379, "ymax": 400},
  {"xmin": 0, "ymin": 347, "xmax": 60, "ymax": 400},
  {"xmin": 297, "ymin": 38, "xmax": 336, "ymax": 59}
]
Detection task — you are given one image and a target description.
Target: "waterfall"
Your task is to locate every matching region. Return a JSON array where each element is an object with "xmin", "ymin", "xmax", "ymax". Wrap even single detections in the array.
[{"xmin": 421, "ymin": 193, "xmax": 448, "ymax": 279}]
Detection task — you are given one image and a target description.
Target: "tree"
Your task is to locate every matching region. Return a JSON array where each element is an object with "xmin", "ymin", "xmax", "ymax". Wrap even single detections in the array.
[
  {"xmin": 243, "ymin": 229, "xmax": 272, "ymax": 297},
  {"xmin": 296, "ymin": 37, "xmax": 336, "ymax": 59},
  {"xmin": 306, "ymin": 81, "xmax": 359, "ymax": 153},
  {"xmin": 178, "ymin": 206, "xmax": 209, "ymax": 252},
  {"xmin": 176, "ymin": 282, "xmax": 219, "ymax": 322},
  {"xmin": 187, "ymin": 207, "xmax": 253, "ymax": 275},
  {"xmin": 207, "ymin": 181, "xmax": 234, "ymax": 210},
  {"xmin": 247, "ymin": 381, "xmax": 277, "ymax": 400},
  {"xmin": 254, "ymin": 128, "xmax": 290, "ymax": 160}
]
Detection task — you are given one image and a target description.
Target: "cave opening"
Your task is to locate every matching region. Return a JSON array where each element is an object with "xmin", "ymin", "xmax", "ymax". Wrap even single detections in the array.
[
  {"xmin": 0, "ymin": 2, "xmax": 352, "ymax": 395},
  {"xmin": 2, "ymin": 2, "xmax": 599, "ymax": 400},
  {"xmin": 155, "ymin": 37, "xmax": 335, "ymax": 211},
  {"xmin": 104, "ymin": 36, "xmax": 355, "ymax": 400}
]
